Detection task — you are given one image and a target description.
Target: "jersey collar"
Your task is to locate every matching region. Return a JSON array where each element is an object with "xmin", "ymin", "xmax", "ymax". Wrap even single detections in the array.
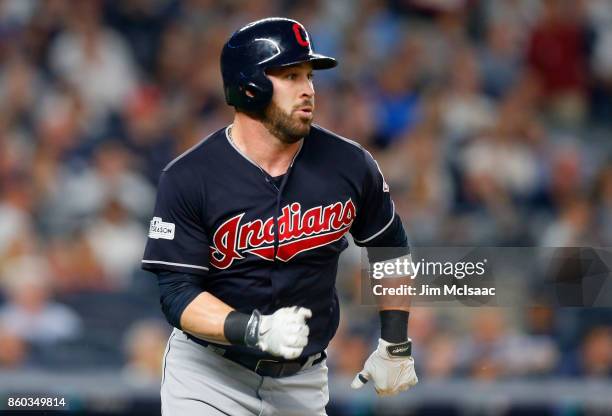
[{"xmin": 225, "ymin": 124, "xmax": 304, "ymax": 175}]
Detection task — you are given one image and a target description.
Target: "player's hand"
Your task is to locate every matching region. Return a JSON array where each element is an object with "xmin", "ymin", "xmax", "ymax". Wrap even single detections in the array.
[
  {"xmin": 257, "ymin": 306, "xmax": 312, "ymax": 360},
  {"xmin": 351, "ymin": 338, "xmax": 418, "ymax": 396}
]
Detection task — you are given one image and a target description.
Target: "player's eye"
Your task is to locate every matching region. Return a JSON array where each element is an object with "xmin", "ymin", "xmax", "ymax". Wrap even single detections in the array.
[
  {"xmin": 286, "ymin": 73, "xmax": 297, "ymax": 80},
  {"xmin": 307, "ymin": 73, "xmax": 314, "ymax": 80}
]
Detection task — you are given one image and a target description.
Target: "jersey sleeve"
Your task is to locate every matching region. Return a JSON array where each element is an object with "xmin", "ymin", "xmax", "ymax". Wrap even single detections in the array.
[
  {"xmin": 142, "ymin": 170, "xmax": 210, "ymax": 276},
  {"xmin": 350, "ymin": 149, "xmax": 396, "ymax": 246}
]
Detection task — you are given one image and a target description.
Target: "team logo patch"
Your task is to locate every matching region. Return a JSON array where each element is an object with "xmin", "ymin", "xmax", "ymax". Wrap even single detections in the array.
[
  {"xmin": 148, "ymin": 217, "xmax": 175, "ymax": 240},
  {"xmin": 210, "ymin": 199, "xmax": 356, "ymax": 269}
]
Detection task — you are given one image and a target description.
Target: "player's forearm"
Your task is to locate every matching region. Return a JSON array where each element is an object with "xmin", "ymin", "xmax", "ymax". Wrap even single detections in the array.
[
  {"xmin": 365, "ymin": 213, "xmax": 412, "ymax": 311},
  {"xmin": 368, "ymin": 258, "xmax": 412, "ymax": 340},
  {"xmin": 375, "ymin": 276, "xmax": 413, "ymax": 312},
  {"xmin": 180, "ymin": 291, "xmax": 234, "ymax": 344},
  {"xmin": 157, "ymin": 271, "xmax": 234, "ymax": 344}
]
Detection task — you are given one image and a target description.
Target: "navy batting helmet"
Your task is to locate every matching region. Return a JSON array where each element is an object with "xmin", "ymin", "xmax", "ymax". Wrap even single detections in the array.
[{"xmin": 221, "ymin": 17, "xmax": 337, "ymax": 111}]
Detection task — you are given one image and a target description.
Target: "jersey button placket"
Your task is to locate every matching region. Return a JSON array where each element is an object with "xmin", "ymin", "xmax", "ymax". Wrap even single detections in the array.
[
  {"xmin": 264, "ymin": 176, "xmax": 279, "ymax": 193},
  {"xmin": 270, "ymin": 168, "xmax": 291, "ymax": 308}
]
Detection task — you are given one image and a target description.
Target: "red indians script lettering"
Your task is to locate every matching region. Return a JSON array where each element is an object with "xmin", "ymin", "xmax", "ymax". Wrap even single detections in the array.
[{"xmin": 210, "ymin": 200, "xmax": 356, "ymax": 269}]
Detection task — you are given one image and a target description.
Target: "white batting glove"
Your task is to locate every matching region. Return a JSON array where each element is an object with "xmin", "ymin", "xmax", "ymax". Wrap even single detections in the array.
[
  {"xmin": 256, "ymin": 306, "xmax": 312, "ymax": 360},
  {"xmin": 351, "ymin": 338, "xmax": 418, "ymax": 396}
]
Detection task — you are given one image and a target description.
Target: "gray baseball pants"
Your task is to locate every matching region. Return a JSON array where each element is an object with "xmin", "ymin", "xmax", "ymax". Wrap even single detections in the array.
[{"xmin": 161, "ymin": 329, "xmax": 329, "ymax": 416}]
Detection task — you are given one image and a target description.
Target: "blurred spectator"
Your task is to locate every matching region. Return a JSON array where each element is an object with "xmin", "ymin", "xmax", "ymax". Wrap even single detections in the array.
[
  {"xmin": 43, "ymin": 141, "xmax": 154, "ymax": 234},
  {"xmin": 546, "ymin": 142, "xmax": 585, "ymax": 210},
  {"xmin": 586, "ymin": 0, "xmax": 612, "ymax": 125},
  {"xmin": 354, "ymin": 0, "xmax": 404, "ymax": 65},
  {"xmin": 540, "ymin": 198, "xmax": 595, "ymax": 246},
  {"xmin": 477, "ymin": 20, "xmax": 522, "ymax": 98},
  {"xmin": 456, "ymin": 308, "xmax": 558, "ymax": 379},
  {"xmin": 484, "ymin": 0, "xmax": 542, "ymax": 31},
  {"xmin": 330, "ymin": 83, "xmax": 377, "ymax": 147},
  {"xmin": 0, "ymin": 0, "xmax": 36, "ymax": 27},
  {"xmin": 0, "ymin": 324, "xmax": 28, "ymax": 368},
  {"xmin": 456, "ymin": 308, "xmax": 509, "ymax": 379},
  {"xmin": 592, "ymin": 161, "xmax": 612, "ymax": 245},
  {"xmin": 0, "ymin": 54, "xmax": 44, "ymax": 137},
  {"xmin": 579, "ymin": 326, "xmax": 612, "ymax": 378},
  {"xmin": 0, "ymin": 256, "xmax": 81, "ymax": 344},
  {"xmin": 561, "ymin": 326, "xmax": 612, "ymax": 378},
  {"xmin": 49, "ymin": 0, "xmax": 138, "ymax": 129},
  {"xmin": 104, "ymin": 0, "xmax": 169, "ymax": 77},
  {"xmin": 375, "ymin": 86, "xmax": 451, "ymax": 239},
  {"xmin": 526, "ymin": 0, "xmax": 590, "ymax": 125},
  {"xmin": 370, "ymin": 35, "xmax": 423, "ymax": 148},
  {"xmin": 441, "ymin": 46, "xmax": 496, "ymax": 142},
  {"xmin": 85, "ymin": 198, "xmax": 147, "ymax": 288},
  {"xmin": 0, "ymin": 175, "xmax": 35, "ymax": 257},
  {"xmin": 460, "ymin": 91, "xmax": 542, "ymax": 202},
  {"xmin": 327, "ymin": 317, "xmax": 370, "ymax": 377},
  {"xmin": 122, "ymin": 85, "xmax": 174, "ymax": 183},
  {"xmin": 34, "ymin": 83, "xmax": 87, "ymax": 166},
  {"xmin": 154, "ymin": 21, "xmax": 196, "ymax": 95},
  {"xmin": 421, "ymin": 333, "xmax": 457, "ymax": 380},
  {"xmin": 524, "ymin": 305, "xmax": 557, "ymax": 337},
  {"xmin": 46, "ymin": 232, "xmax": 108, "ymax": 293},
  {"xmin": 121, "ymin": 319, "xmax": 169, "ymax": 387}
]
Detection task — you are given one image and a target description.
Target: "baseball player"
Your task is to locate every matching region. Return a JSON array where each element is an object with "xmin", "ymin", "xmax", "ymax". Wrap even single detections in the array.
[{"xmin": 142, "ymin": 17, "xmax": 418, "ymax": 416}]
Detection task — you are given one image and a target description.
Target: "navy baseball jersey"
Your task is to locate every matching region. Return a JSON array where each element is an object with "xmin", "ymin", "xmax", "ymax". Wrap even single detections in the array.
[{"xmin": 142, "ymin": 124, "xmax": 397, "ymax": 358}]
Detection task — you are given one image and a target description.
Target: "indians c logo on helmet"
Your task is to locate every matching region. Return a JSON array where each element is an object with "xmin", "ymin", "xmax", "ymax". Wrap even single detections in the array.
[{"xmin": 210, "ymin": 199, "xmax": 356, "ymax": 269}]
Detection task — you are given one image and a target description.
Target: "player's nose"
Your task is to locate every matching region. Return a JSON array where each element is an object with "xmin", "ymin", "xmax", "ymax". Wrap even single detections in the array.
[{"xmin": 300, "ymin": 79, "xmax": 315, "ymax": 98}]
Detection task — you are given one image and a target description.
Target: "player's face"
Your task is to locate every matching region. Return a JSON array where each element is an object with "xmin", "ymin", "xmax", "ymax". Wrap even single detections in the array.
[{"xmin": 264, "ymin": 62, "xmax": 315, "ymax": 144}]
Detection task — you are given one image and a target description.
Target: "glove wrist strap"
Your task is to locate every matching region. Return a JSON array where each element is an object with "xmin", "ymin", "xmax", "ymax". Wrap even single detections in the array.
[
  {"xmin": 223, "ymin": 309, "xmax": 262, "ymax": 347},
  {"xmin": 223, "ymin": 310, "xmax": 251, "ymax": 346},
  {"xmin": 244, "ymin": 309, "xmax": 262, "ymax": 348},
  {"xmin": 386, "ymin": 339, "xmax": 412, "ymax": 357}
]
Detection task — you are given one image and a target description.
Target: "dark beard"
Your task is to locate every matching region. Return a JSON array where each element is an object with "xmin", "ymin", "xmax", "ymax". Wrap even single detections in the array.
[{"xmin": 262, "ymin": 101, "xmax": 312, "ymax": 144}]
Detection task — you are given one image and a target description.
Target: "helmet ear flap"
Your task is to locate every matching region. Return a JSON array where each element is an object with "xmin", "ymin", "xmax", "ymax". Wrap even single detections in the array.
[
  {"xmin": 243, "ymin": 81, "xmax": 264, "ymax": 99},
  {"xmin": 237, "ymin": 73, "xmax": 273, "ymax": 111}
]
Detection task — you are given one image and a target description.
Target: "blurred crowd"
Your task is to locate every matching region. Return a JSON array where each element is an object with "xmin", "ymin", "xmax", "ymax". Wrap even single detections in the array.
[{"xmin": 0, "ymin": 0, "xmax": 611, "ymax": 390}]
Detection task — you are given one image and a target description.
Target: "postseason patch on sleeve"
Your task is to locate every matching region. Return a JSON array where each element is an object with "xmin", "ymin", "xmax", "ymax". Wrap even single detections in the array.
[{"xmin": 148, "ymin": 217, "xmax": 176, "ymax": 240}]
